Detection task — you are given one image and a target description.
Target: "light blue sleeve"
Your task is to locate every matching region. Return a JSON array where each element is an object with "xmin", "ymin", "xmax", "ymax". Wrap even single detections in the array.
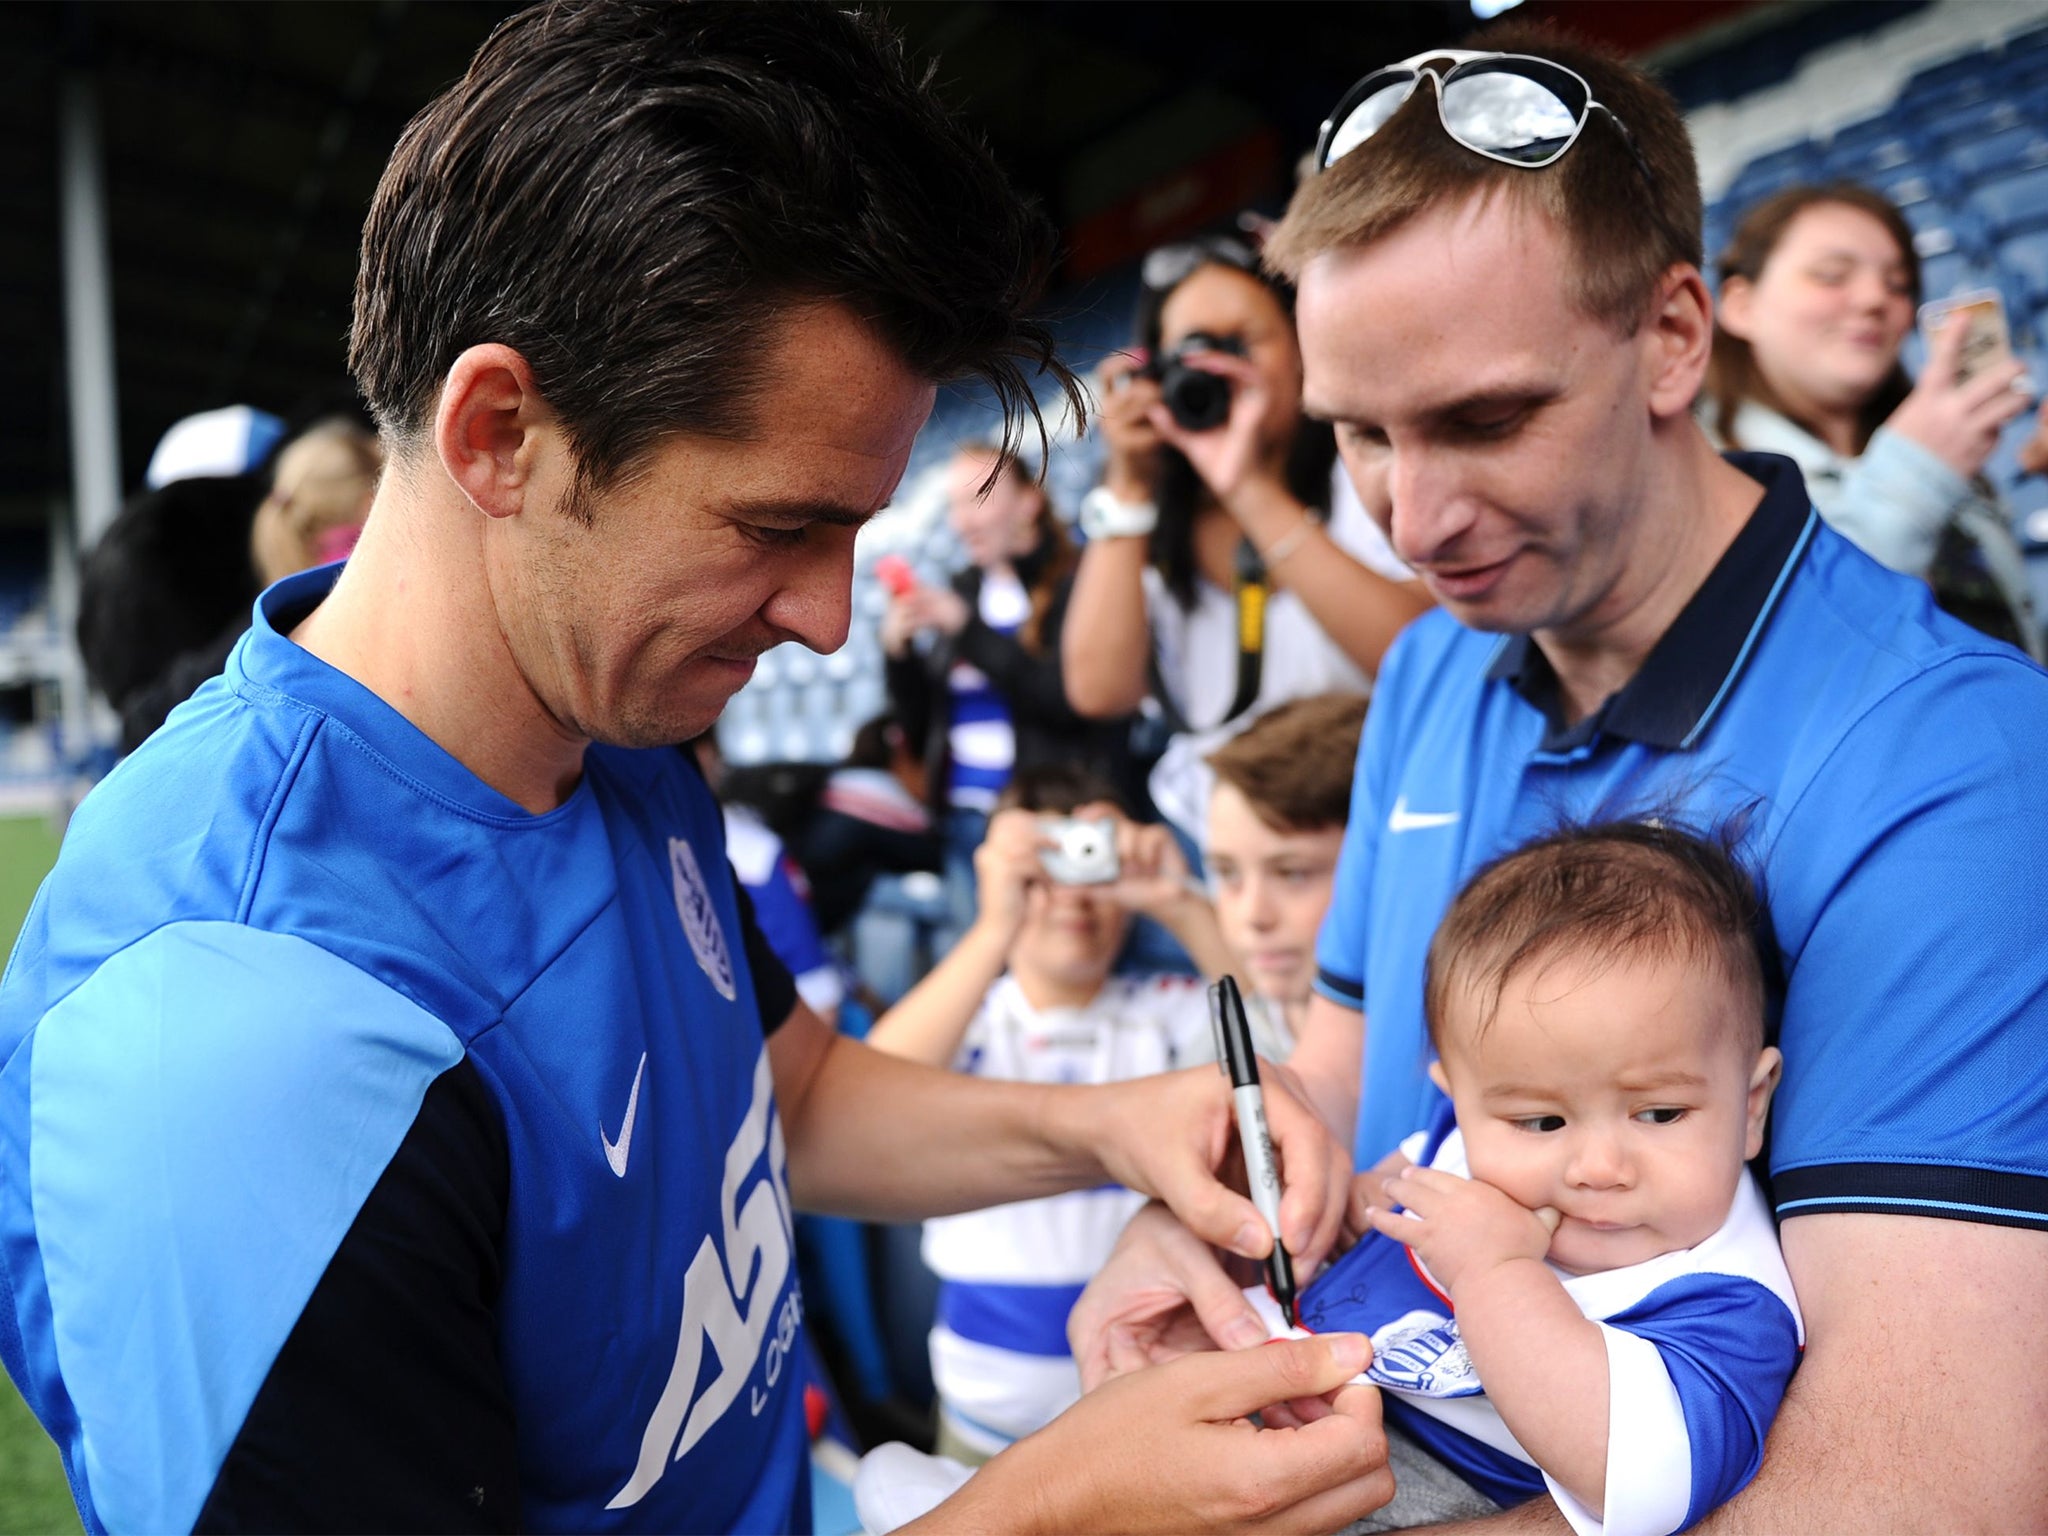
[
  {"xmin": 14, "ymin": 923, "xmax": 462, "ymax": 1534},
  {"xmin": 1820, "ymin": 427, "xmax": 1974, "ymax": 579},
  {"xmin": 1767, "ymin": 653, "xmax": 2048, "ymax": 1205}
]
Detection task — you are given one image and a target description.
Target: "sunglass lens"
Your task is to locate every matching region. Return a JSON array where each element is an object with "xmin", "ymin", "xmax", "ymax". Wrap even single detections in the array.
[
  {"xmin": 1439, "ymin": 62, "xmax": 1585, "ymax": 165},
  {"xmin": 1140, "ymin": 246, "xmax": 1200, "ymax": 292},
  {"xmin": 1140, "ymin": 237, "xmax": 1256, "ymax": 293},
  {"xmin": 1324, "ymin": 78, "xmax": 1415, "ymax": 166}
]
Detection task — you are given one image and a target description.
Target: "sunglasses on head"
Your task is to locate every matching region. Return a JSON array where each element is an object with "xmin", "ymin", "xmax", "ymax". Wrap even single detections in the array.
[
  {"xmin": 1140, "ymin": 234, "xmax": 1261, "ymax": 295},
  {"xmin": 1315, "ymin": 48, "xmax": 1654, "ymax": 186}
]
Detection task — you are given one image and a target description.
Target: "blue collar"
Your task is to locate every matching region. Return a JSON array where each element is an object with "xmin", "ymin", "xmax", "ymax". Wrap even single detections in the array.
[{"xmin": 1486, "ymin": 452, "xmax": 1819, "ymax": 755}]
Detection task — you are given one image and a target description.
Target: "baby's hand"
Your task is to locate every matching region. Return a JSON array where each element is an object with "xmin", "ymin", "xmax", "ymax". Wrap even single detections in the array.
[{"xmin": 1363, "ymin": 1164, "xmax": 1560, "ymax": 1296}]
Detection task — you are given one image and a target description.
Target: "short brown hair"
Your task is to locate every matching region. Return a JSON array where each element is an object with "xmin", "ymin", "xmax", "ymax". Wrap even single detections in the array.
[
  {"xmin": 351, "ymin": 1, "xmax": 1078, "ymax": 496},
  {"xmin": 1705, "ymin": 182, "xmax": 1919, "ymax": 453},
  {"xmin": 1265, "ymin": 20, "xmax": 1701, "ymax": 335},
  {"xmin": 1425, "ymin": 820, "xmax": 1768, "ymax": 1054},
  {"xmin": 1206, "ymin": 693, "xmax": 1368, "ymax": 833}
]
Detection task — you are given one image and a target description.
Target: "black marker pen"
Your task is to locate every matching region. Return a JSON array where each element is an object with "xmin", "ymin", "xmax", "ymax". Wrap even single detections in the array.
[{"xmin": 1209, "ymin": 975, "xmax": 1297, "ymax": 1327}]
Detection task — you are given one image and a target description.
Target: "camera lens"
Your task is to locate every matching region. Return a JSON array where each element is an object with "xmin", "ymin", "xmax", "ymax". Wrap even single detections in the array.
[
  {"xmin": 1158, "ymin": 333, "xmax": 1245, "ymax": 432},
  {"xmin": 1162, "ymin": 367, "xmax": 1232, "ymax": 431}
]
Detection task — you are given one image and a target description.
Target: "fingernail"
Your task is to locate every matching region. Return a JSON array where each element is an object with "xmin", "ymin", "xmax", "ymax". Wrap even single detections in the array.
[
  {"xmin": 1221, "ymin": 1315, "xmax": 1268, "ymax": 1349},
  {"xmin": 1232, "ymin": 1220, "xmax": 1268, "ymax": 1257},
  {"xmin": 1326, "ymin": 1333, "xmax": 1369, "ymax": 1373},
  {"xmin": 1285, "ymin": 1226, "xmax": 1312, "ymax": 1257}
]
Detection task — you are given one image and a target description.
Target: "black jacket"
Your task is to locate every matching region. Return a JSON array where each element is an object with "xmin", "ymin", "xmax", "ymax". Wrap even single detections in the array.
[{"xmin": 884, "ymin": 549, "xmax": 1142, "ymax": 815}]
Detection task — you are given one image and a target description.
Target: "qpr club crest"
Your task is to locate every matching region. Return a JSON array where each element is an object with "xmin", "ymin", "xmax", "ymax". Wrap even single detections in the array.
[
  {"xmin": 669, "ymin": 836, "xmax": 737, "ymax": 1001},
  {"xmin": 1367, "ymin": 1309, "xmax": 1484, "ymax": 1399}
]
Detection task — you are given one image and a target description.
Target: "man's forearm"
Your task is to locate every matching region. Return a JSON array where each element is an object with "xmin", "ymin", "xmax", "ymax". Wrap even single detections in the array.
[
  {"xmin": 1293, "ymin": 994, "xmax": 1363, "ymax": 1138},
  {"xmin": 776, "ymin": 1015, "xmax": 1108, "ymax": 1220},
  {"xmin": 862, "ymin": 918, "xmax": 1010, "ymax": 1065}
]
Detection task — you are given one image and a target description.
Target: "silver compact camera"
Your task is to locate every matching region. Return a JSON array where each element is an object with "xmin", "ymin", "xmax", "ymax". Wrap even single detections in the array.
[{"xmin": 1037, "ymin": 816, "xmax": 1120, "ymax": 885}]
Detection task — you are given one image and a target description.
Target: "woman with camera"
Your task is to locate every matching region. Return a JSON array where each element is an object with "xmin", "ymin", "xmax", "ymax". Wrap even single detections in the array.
[{"xmin": 1062, "ymin": 234, "xmax": 1430, "ymax": 853}]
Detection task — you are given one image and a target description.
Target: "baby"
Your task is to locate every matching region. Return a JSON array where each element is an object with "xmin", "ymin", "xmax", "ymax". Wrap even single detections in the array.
[{"xmin": 1264, "ymin": 820, "xmax": 1801, "ymax": 1536}]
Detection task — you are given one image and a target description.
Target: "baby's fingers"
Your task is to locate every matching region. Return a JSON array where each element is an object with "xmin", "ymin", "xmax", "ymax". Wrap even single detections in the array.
[{"xmin": 1362, "ymin": 1203, "xmax": 1424, "ymax": 1247}]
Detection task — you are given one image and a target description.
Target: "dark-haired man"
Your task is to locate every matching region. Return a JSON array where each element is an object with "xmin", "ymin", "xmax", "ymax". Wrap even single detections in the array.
[
  {"xmin": 0, "ymin": 5, "xmax": 1386, "ymax": 1533},
  {"xmin": 1077, "ymin": 22, "xmax": 2048, "ymax": 1530}
]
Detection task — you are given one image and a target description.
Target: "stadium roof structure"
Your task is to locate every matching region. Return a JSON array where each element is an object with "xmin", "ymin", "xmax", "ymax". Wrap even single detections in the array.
[{"xmin": 4, "ymin": 0, "xmax": 1801, "ymax": 538}]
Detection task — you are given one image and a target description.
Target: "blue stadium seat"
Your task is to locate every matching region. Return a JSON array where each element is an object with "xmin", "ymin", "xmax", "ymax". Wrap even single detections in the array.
[
  {"xmin": 2002, "ymin": 229, "xmax": 2048, "ymax": 309},
  {"xmin": 1823, "ymin": 117, "xmax": 1922, "ymax": 180},
  {"xmin": 1906, "ymin": 204, "xmax": 1993, "ymax": 266},
  {"xmin": 1739, "ymin": 140, "xmax": 1825, "ymax": 183},
  {"xmin": 1972, "ymin": 165, "xmax": 2048, "ymax": 240},
  {"xmin": 1913, "ymin": 95, "xmax": 2027, "ymax": 149},
  {"xmin": 1723, "ymin": 159, "xmax": 1813, "ymax": 212},
  {"xmin": 1870, "ymin": 163, "xmax": 1958, "ymax": 214},
  {"xmin": 1950, "ymin": 125, "xmax": 2048, "ymax": 187},
  {"xmin": 2004, "ymin": 20, "xmax": 2048, "ymax": 64},
  {"xmin": 1919, "ymin": 248, "xmax": 1997, "ymax": 305},
  {"xmin": 1898, "ymin": 48, "xmax": 1999, "ymax": 112}
]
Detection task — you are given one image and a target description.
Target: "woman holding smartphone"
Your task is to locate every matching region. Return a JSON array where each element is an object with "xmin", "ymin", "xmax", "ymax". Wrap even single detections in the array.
[{"xmin": 1705, "ymin": 182, "xmax": 2044, "ymax": 658}]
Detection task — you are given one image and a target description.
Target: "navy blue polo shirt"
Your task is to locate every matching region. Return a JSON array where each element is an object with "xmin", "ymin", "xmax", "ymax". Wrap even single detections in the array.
[{"xmin": 1318, "ymin": 453, "xmax": 2048, "ymax": 1230}]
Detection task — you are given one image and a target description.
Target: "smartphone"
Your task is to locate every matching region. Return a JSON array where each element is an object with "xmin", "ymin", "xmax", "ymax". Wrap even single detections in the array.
[
  {"xmin": 874, "ymin": 554, "xmax": 918, "ymax": 598},
  {"xmin": 1919, "ymin": 289, "xmax": 2015, "ymax": 386}
]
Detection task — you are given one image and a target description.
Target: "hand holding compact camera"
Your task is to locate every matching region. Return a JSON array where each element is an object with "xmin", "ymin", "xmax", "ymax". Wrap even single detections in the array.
[{"xmin": 1037, "ymin": 815, "xmax": 1122, "ymax": 885}]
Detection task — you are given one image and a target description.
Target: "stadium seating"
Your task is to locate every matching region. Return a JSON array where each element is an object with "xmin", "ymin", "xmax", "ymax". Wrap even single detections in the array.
[
  {"xmin": 717, "ymin": 7, "xmax": 2048, "ymax": 771},
  {"xmin": 1704, "ymin": 6, "xmax": 2048, "ymax": 590}
]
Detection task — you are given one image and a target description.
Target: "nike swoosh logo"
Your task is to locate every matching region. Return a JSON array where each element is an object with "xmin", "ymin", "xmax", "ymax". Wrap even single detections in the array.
[
  {"xmin": 601, "ymin": 1052, "xmax": 648, "ymax": 1178},
  {"xmin": 1388, "ymin": 796, "xmax": 1461, "ymax": 834}
]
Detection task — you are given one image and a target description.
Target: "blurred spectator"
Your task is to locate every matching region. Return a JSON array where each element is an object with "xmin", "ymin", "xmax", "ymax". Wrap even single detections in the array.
[
  {"xmin": 76, "ymin": 474, "xmax": 264, "ymax": 751},
  {"xmin": 78, "ymin": 413, "xmax": 378, "ymax": 752},
  {"xmin": 861, "ymin": 764, "xmax": 1213, "ymax": 1465},
  {"xmin": 1062, "ymin": 232, "xmax": 1429, "ymax": 853},
  {"xmin": 723, "ymin": 713, "xmax": 943, "ymax": 938},
  {"xmin": 884, "ymin": 442, "xmax": 1135, "ymax": 936},
  {"xmin": 1706, "ymin": 183, "xmax": 2043, "ymax": 659},
  {"xmin": 142, "ymin": 404, "xmax": 286, "ymax": 490},
  {"xmin": 248, "ymin": 416, "xmax": 380, "ymax": 585},
  {"xmin": 691, "ymin": 733, "xmax": 845, "ymax": 1027},
  {"xmin": 1203, "ymin": 692, "xmax": 1366, "ymax": 1057},
  {"xmin": 723, "ymin": 713, "xmax": 946, "ymax": 1004}
]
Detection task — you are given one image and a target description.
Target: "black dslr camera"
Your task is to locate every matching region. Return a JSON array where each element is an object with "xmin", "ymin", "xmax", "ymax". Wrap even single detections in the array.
[{"xmin": 1141, "ymin": 332, "xmax": 1246, "ymax": 432}]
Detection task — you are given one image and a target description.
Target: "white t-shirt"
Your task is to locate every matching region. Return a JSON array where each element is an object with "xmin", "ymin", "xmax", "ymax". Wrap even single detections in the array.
[
  {"xmin": 1145, "ymin": 462, "xmax": 1410, "ymax": 846},
  {"xmin": 921, "ymin": 972, "xmax": 1214, "ymax": 1447}
]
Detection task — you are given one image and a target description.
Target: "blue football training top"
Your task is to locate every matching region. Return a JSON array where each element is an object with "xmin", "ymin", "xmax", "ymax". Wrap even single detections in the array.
[
  {"xmin": 0, "ymin": 564, "xmax": 807, "ymax": 1534},
  {"xmin": 1315, "ymin": 454, "xmax": 2048, "ymax": 1232}
]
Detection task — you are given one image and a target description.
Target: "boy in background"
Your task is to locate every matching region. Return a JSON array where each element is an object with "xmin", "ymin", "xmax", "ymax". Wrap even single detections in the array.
[
  {"xmin": 1266, "ymin": 821, "xmax": 1799, "ymax": 1536},
  {"xmin": 1203, "ymin": 693, "xmax": 1367, "ymax": 1057}
]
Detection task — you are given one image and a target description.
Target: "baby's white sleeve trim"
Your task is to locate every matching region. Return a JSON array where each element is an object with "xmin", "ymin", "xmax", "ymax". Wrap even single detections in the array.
[{"xmin": 1547, "ymin": 1323, "xmax": 1692, "ymax": 1536}]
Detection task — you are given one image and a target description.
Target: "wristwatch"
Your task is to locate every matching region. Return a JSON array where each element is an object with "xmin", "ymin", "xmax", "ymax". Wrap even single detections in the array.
[{"xmin": 1079, "ymin": 485, "xmax": 1159, "ymax": 542}]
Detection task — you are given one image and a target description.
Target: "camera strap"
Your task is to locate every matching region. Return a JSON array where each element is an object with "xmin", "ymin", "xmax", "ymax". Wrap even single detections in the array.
[{"xmin": 1148, "ymin": 537, "xmax": 1266, "ymax": 736}]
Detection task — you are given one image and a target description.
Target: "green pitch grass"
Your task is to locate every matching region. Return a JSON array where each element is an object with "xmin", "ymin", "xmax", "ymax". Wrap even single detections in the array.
[{"xmin": 0, "ymin": 815, "xmax": 81, "ymax": 1534}]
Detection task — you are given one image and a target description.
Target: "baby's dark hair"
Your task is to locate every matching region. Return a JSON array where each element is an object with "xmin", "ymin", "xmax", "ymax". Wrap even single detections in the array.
[
  {"xmin": 995, "ymin": 762, "xmax": 1129, "ymax": 818},
  {"xmin": 1425, "ymin": 819, "xmax": 1769, "ymax": 1055}
]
